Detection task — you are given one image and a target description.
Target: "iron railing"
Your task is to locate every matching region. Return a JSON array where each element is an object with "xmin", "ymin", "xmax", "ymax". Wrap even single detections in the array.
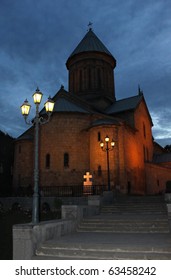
[
  {"xmin": 41, "ymin": 185, "xmax": 108, "ymax": 197},
  {"xmin": 8, "ymin": 185, "xmax": 109, "ymax": 197}
]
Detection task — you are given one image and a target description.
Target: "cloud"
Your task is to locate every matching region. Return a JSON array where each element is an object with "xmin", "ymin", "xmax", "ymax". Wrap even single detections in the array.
[
  {"xmin": 151, "ymin": 111, "xmax": 171, "ymax": 146},
  {"xmin": 0, "ymin": 0, "xmax": 170, "ymax": 147}
]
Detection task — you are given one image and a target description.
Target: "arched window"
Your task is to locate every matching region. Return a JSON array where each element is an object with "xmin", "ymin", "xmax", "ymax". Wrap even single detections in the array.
[
  {"xmin": 88, "ymin": 68, "xmax": 91, "ymax": 89},
  {"xmin": 64, "ymin": 153, "xmax": 69, "ymax": 168},
  {"xmin": 72, "ymin": 72, "xmax": 75, "ymax": 92},
  {"xmin": 45, "ymin": 154, "xmax": 50, "ymax": 169},
  {"xmin": 98, "ymin": 165, "xmax": 102, "ymax": 176},
  {"xmin": 143, "ymin": 122, "xmax": 146, "ymax": 138},
  {"xmin": 97, "ymin": 68, "xmax": 101, "ymax": 89},
  {"xmin": 18, "ymin": 145, "xmax": 21, "ymax": 154},
  {"xmin": 143, "ymin": 145, "xmax": 146, "ymax": 161},
  {"xmin": 79, "ymin": 69, "xmax": 83, "ymax": 91},
  {"xmin": 98, "ymin": 132, "xmax": 101, "ymax": 142}
]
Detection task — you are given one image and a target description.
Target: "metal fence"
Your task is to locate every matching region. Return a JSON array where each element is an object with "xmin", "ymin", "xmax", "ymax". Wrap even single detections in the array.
[
  {"xmin": 41, "ymin": 185, "xmax": 108, "ymax": 197},
  {"xmin": 5, "ymin": 185, "xmax": 108, "ymax": 198}
]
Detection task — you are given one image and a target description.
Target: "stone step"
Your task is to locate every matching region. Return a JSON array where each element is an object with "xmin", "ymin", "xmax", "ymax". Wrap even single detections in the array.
[
  {"xmin": 35, "ymin": 248, "xmax": 171, "ymax": 260},
  {"xmin": 113, "ymin": 195, "xmax": 165, "ymax": 201},
  {"xmin": 77, "ymin": 224, "xmax": 170, "ymax": 233},
  {"xmin": 101, "ymin": 204, "xmax": 168, "ymax": 215},
  {"xmin": 101, "ymin": 204, "xmax": 167, "ymax": 208},
  {"xmin": 34, "ymin": 196, "xmax": 171, "ymax": 260},
  {"xmin": 78, "ymin": 221, "xmax": 168, "ymax": 229},
  {"xmin": 101, "ymin": 210, "xmax": 167, "ymax": 215},
  {"xmin": 80, "ymin": 219, "xmax": 169, "ymax": 223},
  {"xmin": 33, "ymin": 252, "xmax": 171, "ymax": 260},
  {"xmin": 102, "ymin": 203, "xmax": 167, "ymax": 207},
  {"xmin": 77, "ymin": 208, "xmax": 169, "ymax": 233},
  {"xmin": 101, "ymin": 205, "xmax": 167, "ymax": 210},
  {"xmin": 35, "ymin": 232, "xmax": 171, "ymax": 260},
  {"xmin": 77, "ymin": 228, "xmax": 169, "ymax": 233}
]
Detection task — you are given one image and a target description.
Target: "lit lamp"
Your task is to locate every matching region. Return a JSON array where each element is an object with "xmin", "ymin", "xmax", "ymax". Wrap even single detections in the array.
[
  {"xmin": 44, "ymin": 96, "xmax": 55, "ymax": 113},
  {"xmin": 32, "ymin": 87, "xmax": 43, "ymax": 104},
  {"xmin": 20, "ymin": 99, "xmax": 31, "ymax": 118},
  {"xmin": 20, "ymin": 87, "xmax": 54, "ymax": 224},
  {"xmin": 100, "ymin": 135, "xmax": 115, "ymax": 191}
]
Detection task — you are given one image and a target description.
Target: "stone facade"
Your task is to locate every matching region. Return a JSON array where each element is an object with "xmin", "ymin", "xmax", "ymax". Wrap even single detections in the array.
[{"xmin": 13, "ymin": 29, "xmax": 171, "ymax": 195}]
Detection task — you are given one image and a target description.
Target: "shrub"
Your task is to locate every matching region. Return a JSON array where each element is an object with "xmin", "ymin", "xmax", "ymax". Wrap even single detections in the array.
[
  {"xmin": 41, "ymin": 202, "xmax": 50, "ymax": 213},
  {"xmin": 11, "ymin": 202, "xmax": 21, "ymax": 211}
]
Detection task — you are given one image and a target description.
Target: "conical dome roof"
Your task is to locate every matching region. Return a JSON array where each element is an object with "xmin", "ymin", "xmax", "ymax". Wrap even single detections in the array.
[
  {"xmin": 66, "ymin": 28, "xmax": 116, "ymax": 110},
  {"xmin": 68, "ymin": 28, "xmax": 114, "ymax": 58}
]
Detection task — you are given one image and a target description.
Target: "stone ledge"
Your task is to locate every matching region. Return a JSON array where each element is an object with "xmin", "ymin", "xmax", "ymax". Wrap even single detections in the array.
[{"xmin": 13, "ymin": 204, "xmax": 100, "ymax": 259}]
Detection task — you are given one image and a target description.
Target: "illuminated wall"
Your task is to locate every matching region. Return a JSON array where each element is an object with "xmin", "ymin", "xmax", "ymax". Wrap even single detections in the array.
[{"xmin": 13, "ymin": 139, "xmax": 34, "ymax": 190}]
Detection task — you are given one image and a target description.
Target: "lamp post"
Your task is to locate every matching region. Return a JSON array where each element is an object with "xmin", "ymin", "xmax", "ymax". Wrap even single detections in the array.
[
  {"xmin": 100, "ymin": 135, "xmax": 115, "ymax": 191},
  {"xmin": 20, "ymin": 87, "xmax": 54, "ymax": 224}
]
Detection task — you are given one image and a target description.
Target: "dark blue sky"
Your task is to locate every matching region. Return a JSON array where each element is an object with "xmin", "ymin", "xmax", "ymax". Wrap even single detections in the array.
[{"xmin": 0, "ymin": 0, "xmax": 171, "ymax": 146}]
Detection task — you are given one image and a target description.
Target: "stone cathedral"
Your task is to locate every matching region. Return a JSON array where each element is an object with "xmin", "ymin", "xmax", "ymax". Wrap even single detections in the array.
[{"xmin": 13, "ymin": 27, "xmax": 171, "ymax": 195}]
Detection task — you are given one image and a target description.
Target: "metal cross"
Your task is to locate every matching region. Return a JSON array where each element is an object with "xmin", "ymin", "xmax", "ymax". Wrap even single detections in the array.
[{"xmin": 88, "ymin": 22, "xmax": 93, "ymax": 31}]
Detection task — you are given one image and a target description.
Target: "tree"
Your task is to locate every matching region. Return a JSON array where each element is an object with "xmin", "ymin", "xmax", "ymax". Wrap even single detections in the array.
[
  {"xmin": 0, "ymin": 131, "xmax": 15, "ymax": 196},
  {"xmin": 164, "ymin": 145, "xmax": 171, "ymax": 153}
]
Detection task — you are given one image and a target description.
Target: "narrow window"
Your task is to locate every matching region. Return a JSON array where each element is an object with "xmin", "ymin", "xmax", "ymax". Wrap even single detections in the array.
[
  {"xmin": 64, "ymin": 153, "xmax": 69, "ymax": 168},
  {"xmin": 88, "ymin": 68, "xmax": 91, "ymax": 89},
  {"xmin": 97, "ymin": 69, "xmax": 101, "ymax": 89},
  {"xmin": 146, "ymin": 148, "xmax": 149, "ymax": 161},
  {"xmin": 98, "ymin": 132, "xmax": 101, "ymax": 142},
  {"xmin": 98, "ymin": 165, "xmax": 102, "ymax": 176},
  {"xmin": 19, "ymin": 145, "xmax": 21, "ymax": 154},
  {"xmin": 72, "ymin": 72, "xmax": 75, "ymax": 92},
  {"xmin": 79, "ymin": 70, "xmax": 82, "ymax": 91},
  {"xmin": 143, "ymin": 122, "xmax": 146, "ymax": 138},
  {"xmin": 45, "ymin": 154, "xmax": 50, "ymax": 169},
  {"xmin": 143, "ymin": 145, "xmax": 146, "ymax": 161}
]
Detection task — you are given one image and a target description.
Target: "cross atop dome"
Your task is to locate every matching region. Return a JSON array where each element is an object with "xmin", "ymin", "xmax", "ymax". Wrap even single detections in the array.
[{"xmin": 87, "ymin": 21, "xmax": 93, "ymax": 31}]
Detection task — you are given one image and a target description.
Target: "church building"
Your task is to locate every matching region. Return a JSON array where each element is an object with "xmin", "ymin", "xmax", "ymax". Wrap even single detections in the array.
[{"xmin": 13, "ymin": 27, "xmax": 171, "ymax": 195}]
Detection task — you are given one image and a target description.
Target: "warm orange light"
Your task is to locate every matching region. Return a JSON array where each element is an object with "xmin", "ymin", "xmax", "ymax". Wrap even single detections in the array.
[
  {"xmin": 111, "ymin": 139, "xmax": 115, "ymax": 147},
  {"xmin": 105, "ymin": 135, "xmax": 109, "ymax": 142},
  {"xmin": 100, "ymin": 141, "xmax": 104, "ymax": 148}
]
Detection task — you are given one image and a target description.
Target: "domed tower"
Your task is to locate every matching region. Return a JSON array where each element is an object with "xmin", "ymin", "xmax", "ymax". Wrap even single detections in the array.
[{"xmin": 66, "ymin": 27, "xmax": 116, "ymax": 111}]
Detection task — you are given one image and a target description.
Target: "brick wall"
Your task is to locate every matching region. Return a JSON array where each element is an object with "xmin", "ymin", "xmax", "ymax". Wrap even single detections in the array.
[
  {"xmin": 145, "ymin": 162, "xmax": 171, "ymax": 194},
  {"xmin": 13, "ymin": 100, "xmax": 171, "ymax": 196},
  {"xmin": 13, "ymin": 139, "xmax": 34, "ymax": 190},
  {"xmin": 39, "ymin": 112, "xmax": 91, "ymax": 187}
]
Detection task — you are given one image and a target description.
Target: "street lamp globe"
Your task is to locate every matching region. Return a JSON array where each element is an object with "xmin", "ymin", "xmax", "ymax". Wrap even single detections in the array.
[
  {"xmin": 105, "ymin": 135, "xmax": 110, "ymax": 142},
  {"xmin": 44, "ymin": 96, "xmax": 55, "ymax": 113},
  {"xmin": 100, "ymin": 141, "xmax": 104, "ymax": 148},
  {"xmin": 32, "ymin": 87, "xmax": 43, "ymax": 104},
  {"xmin": 111, "ymin": 139, "xmax": 115, "ymax": 147},
  {"xmin": 20, "ymin": 99, "xmax": 31, "ymax": 117}
]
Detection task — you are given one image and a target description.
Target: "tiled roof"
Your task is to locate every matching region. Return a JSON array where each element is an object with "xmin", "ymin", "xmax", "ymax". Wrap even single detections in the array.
[
  {"xmin": 105, "ymin": 95, "xmax": 143, "ymax": 114},
  {"xmin": 17, "ymin": 128, "xmax": 33, "ymax": 141},
  {"xmin": 53, "ymin": 95, "xmax": 92, "ymax": 113},
  {"xmin": 41, "ymin": 88, "xmax": 95, "ymax": 115},
  {"xmin": 153, "ymin": 153, "xmax": 171, "ymax": 163},
  {"xmin": 90, "ymin": 118, "xmax": 120, "ymax": 128},
  {"xmin": 69, "ymin": 29, "xmax": 114, "ymax": 58}
]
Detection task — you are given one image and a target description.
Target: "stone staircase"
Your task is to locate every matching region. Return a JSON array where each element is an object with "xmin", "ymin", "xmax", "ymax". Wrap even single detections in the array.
[
  {"xmin": 34, "ymin": 195, "xmax": 171, "ymax": 260},
  {"xmin": 77, "ymin": 195, "xmax": 170, "ymax": 233}
]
